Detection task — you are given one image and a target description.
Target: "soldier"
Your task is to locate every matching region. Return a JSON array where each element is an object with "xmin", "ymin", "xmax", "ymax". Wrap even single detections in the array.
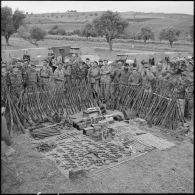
[
  {"xmin": 128, "ymin": 64, "xmax": 142, "ymax": 85},
  {"xmin": 9, "ymin": 64, "xmax": 24, "ymax": 100},
  {"xmin": 119, "ymin": 63, "xmax": 131, "ymax": 85},
  {"xmin": 154, "ymin": 62, "xmax": 164, "ymax": 79},
  {"xmin": 53, "ymin": 62, "xmax": 65, "ymax": 89},
  {"xmin": 21, "ymin": 59, "xmax": 30, "ymax": 90},
  {"xmin": 78, "ymin": 61, "xmax": 88, "ymax": 83},
  {"xmin": 98, "ymin": 59, "xmax": 104, "ymax": 69},
  {"xmin": 88, "ymin": 61, "xmax": 101, "ymax": 94},
  {"xmin": 110, "ymin": 60, "xmax": 123, "ymax": 96},
  {"xmin": 1, "ymin": 63, "xmax": 10, "ymax": 103},
  {"xmin": 110, "ymin": 60, "xmax": 123, "ymax": 83},
  {"xmin": 63, "ymin": 61, "xmax": 72, "ymax": 85},
  {"xmin": 39, "ymin": 59, "xmax": 53, "ymax": 90},
  {"xmin": 25, "ymin": 62, "xmax": 39, "ymax": 92},
  {"xmin": 100, "ymin": 59, "xmax": 112, "ymax": 100},
  {"xmin": 141, "ymin": 62, "xmax": 155, "ymax": 92},
  {"xmin": 85, "ymin": 58, "xmax": 91, "ymax": 69}
]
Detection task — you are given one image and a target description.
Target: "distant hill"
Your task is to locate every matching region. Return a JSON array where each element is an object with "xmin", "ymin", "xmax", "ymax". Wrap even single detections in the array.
[{"xmin": 25, "ymin": 11, "xmax": 193, "ymax": 40}]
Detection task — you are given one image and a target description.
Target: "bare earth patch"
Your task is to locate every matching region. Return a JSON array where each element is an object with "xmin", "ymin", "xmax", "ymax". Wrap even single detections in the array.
[{"xmin": 1, "ymin": 126, "xmax": 193, "ymax": 193}]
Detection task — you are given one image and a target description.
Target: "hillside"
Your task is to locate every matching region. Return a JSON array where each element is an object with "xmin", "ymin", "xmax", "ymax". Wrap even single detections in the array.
[{"xmin": 24, "ymin": 11, "xmax": 193, "ymax": 40}]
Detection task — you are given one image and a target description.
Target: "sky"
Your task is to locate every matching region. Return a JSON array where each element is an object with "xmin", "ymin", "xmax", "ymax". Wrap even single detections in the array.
[{"xmin": 1, "ymin": 1, "xmax": 194, "ymax": 15}]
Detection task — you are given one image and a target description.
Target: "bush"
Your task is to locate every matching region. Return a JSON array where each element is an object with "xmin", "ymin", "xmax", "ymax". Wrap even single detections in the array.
[
  {"xmin": 48, "ymin": 25, "xmax": 66, "ymax": 35},
  {"xmin": 72, "ymin": 29, "xmax": 82, "ymax": 36},
  {"xmin": 30, "ymin": 26, "xmax": 47, "ymax": 43}
]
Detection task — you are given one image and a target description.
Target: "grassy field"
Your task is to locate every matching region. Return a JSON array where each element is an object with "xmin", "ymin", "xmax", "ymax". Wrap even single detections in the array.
[
  {"xmin": 24, "ymin": 11, "xmax": 193, "ymax": 40},
  {"xmin": 1, "ymin": 36, "xmax": 193, "ymax": 62}
]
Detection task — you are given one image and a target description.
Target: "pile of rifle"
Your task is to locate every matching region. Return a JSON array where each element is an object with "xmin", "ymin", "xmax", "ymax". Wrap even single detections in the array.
[
  {"xmin": 6, "ymin": 91, "xmax": 30, "ymax": 134},
  {"xmin": 16, "ymin": 80, "xmax": 98, "ymax": 125},
  {"xmin": 30, "ymin": 125, "xmax": 62, "ymax": 139},
  {"xmin": 102, "ymin": 82, "xmax": 184, "ymax": 130}
]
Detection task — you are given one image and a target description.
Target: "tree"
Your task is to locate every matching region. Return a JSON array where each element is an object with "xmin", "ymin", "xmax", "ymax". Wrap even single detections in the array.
[
  {"xmin": 18, "ymin": 25, "xmax": 31, "ymax": 40},
  {"xmin": 159, "ymin": 27, "xmax": 180, "ymax": 47},
  {"xmin": 1, "ymin": 6, "xmax": 25, "ymax": 45},
  {"xmin": 29, "ymin": 26, "xmax": 47, "ymax": 45},
  {"xmin": 92, "ymin": 11, "xmax": 128, "ymax": 51},
  {"xmin": 189, "ymin": 26, "xmax": 193, "ymax": 42},
  {"xmin": 19, "ymin": 25, "xmax": 46, "ymax": 46},
  {"xmin": 138, "ymin": 26, "xmax": 154, "ymax": 44},
  {"xmin": 82, "ymin": 23, "xmax": 97, "ymax": 39}
]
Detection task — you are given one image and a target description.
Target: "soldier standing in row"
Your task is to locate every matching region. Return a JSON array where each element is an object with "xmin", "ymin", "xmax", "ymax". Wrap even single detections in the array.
[
  {"xmin": 119, "ymin": 63, "xmax": 132, "ymax": 85},
  {"xmin": 100, "ymin": 59, "xmax": 112, "ymax": 100},
  {"xmin": 98, "ymin": 59, "xmax": 104, "ymax": 69},
  {"xmin": 128, "ymin": 64, "xmax": 142, "ymax": 85},
  {"xmin": 141, "ymin": 62, "xmax": 155, "ymax": 92},
  {"xmin": 78, "ymin": 61, "xmax": 88, "ymax": 83},
  {"xmin": 88, "ymin": 61, "xmax": 101, "ymax": 95},
  {"xmin": 21, "ymin": 59, "xmax": 29, "ymax": 90},
  {"xmin": 85, "ymin": 58, "xmax": 91, "ymax": 69},
  {"xmin": 9, "ymin": 64, "xmax": 24, "ymax": 101},
  {"xmin": 53, "ymin": 63, "xmax": 65, "ymax": 89},
  {"xmin": 26, "ymin": 63, "xmax": 39, "ymax": 92},
  {"xmin": 63, "ymin": 61, "xmax": 72, "ymax": 85},
  {"xmin": 39, "ymin": 59, "xmax": 53, "ymax": 90},
  {"xmin": 1, "ymin": 63, "xmax": 10, "ymax": 103}
]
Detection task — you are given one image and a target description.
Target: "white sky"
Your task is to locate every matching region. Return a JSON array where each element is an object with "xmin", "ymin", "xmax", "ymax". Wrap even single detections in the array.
[{"xmin": 1, "ymin": 1, "xmax": 194, "ymax": 15}]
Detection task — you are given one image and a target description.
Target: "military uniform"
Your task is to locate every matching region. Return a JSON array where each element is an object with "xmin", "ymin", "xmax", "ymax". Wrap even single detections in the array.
[
  {"xmin": 119, "ymin": 69, "xmax": 131, "ymax": 85},
  {"xmin": 64, "ymin": 63, "xmax": 72, "ymax": 84},
  {"xmin": 9, "ymin": 67, "xmax": 23, "ymax": 99},
  {"xmin": 78, "ymin": 63, "xmax": 88, "ymax": 83},
  {"xmin": 100, "ymin": 64, "xmax": 111, "ymax": 100},
  {"xmin": 128, "ymin": 70, "xmax": 142, "ymax": 85},
  {"xmin": 39, "ymin": 66, "xmax": 53, "ymax": 90},
  {"xmin": 26, "ymin": 65, "xmax": 39, "ymax": 91},
  {"xmin": 1, "ymin": 72, "xmax": 10, "ymax": 103},
  {"xmin": 54, "ymin": 67, "xmax": 65, "ymax": 89},
  {"xmin": 88, "ymin": 65, "xmax": 100, "ymax": 93},
  {"xmin": 141, "ymin": 68, "xmax": 155, "ymax": 91}
]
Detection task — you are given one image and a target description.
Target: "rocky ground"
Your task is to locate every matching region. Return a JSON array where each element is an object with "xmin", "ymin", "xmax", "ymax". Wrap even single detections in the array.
[{"xmin": 1, "ymin": 122, "xmax": 194, "ymax": 193}]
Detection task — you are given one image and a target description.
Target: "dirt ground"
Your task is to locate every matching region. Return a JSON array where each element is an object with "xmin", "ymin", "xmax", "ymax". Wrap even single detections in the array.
[{"xmin": 1, "ymin": 123, "xmax": 194, "ymax": 194}]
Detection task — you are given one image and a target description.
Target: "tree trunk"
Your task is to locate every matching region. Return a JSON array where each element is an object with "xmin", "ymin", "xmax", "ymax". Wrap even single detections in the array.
[
  {"xmin": 169, "ymin": 41, "xmax": 173, "ymax": 47},
  {"xmin": 5, "ymin": 35, "xmax": 9, "ymax": 46},
  {"xmin": 108, "ymin": 40, "xmax": 113, "ymax": 51}
]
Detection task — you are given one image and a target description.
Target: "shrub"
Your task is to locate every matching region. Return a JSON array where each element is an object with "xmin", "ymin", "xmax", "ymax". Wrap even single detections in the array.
[{"xmin": 48, "ymin": 25, "xmax": 66, "ymax": 35}]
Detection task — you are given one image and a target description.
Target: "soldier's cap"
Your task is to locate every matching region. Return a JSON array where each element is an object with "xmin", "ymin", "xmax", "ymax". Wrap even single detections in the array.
[
  {"xmin": 94, "ymin": 61, "xmax": 98, "ymax": 65},
  {"xmin": 99, "ymin": 59, "xmax": 103, "ymax": 62},
  {"xmin": 31, "ymin": 64, "xmax": 36, "ymax": 67},
  {"xmin": 23, "ymin": 58, "xmax": 29, "ymax": 62},
  {"xmin": 124, "ymin": 63, "xmax": 129, "ymax": 67},
  {"xmin": 103, "ymin": 59, "xmax": 108, "ymax": 62},
  {"xmin": 43, "ymin": 58, "xmax": 48, "ymax": 62},
  {"xmin": 86, "ymin": 58, "xmax": 90, "ymax": 61},
  {"xmin": 118, "ymin": 59, "xmax": 125, "ymax": 63}
]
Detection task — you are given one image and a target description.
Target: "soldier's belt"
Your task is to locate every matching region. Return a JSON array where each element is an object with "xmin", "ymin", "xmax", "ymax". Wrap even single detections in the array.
[
  {"xmin": 40, "ymin": 76, "xmax": 49, "ymax": 79},
  {"xmin": 55, "ymin": 78, "xmax": 64, "ymax": 82}
]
